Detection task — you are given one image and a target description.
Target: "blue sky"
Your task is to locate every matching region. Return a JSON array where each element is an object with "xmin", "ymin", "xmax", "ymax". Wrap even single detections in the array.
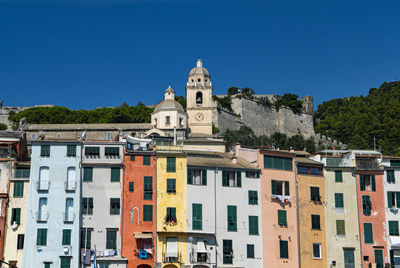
[{"xmin": 1, "ymin": 0, "xmax": 399, "ymax": 110}]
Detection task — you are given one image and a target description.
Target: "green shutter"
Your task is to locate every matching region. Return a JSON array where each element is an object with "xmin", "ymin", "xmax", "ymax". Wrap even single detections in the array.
[
  {"xmin": 249, "ymin": 191, "xmax": 258, "ymax": 205},
  {"xmin": 396, "ymin": 192, "xmax": 400, "ymax": 208},
  {"xmin": 167, "ymin": 157, "xmax": 176, "ymax": 172},
  {"xmin": 388, "ymin": 192, "xmax": 394, "ymax": 207},
  {"xmin": 110, "ymin": 167, "xmax": 120, "ymax": 182},
  {"xmin": 15, "ymin": 208, "xmax": 21, "ymax": 224},
  {"xmin": 144, "ymin": 176, "xmax": 153, "ymax": 200},
  {"xmin": 60, "ymin": 257, "xmax": 71, "ymax": 268},
  {"xmin": 83, "ymin": 167, "xmax": 93, "ymax": 182},
  {"xmin": 223, "ymin": 240, "xmax": 233, "ymax": 264},
  {"xmin": 13, "ymin": 181, "xmax": 24, "ymax": 197},
  {"xmin": 362, "ymin": 196, "xmax": 371, "ymax": 215},
  {"xmin": 62, "ymin": 229, "xmax": 71, "ymax": 245},
  {"xmin": 278, "ymin": 210, "xmax": 287, "ymax": 226},
  {"xmin": 236, "ymin": 171, "xmax": 242, "ymax": 187},
  {"xmin": 187, "ymin": 169, "xmax": 193, "ymax": 184},
  {"xmin": 284, "ymin": 181, "xmax": 290, "ymax": 196},
  {"xmin": 143, "ymin": 155, "xmax": 150, "ymax": 166},
  {"xmin": 222, "ymin": 171, "xmax": 228, "ymax": 186},
  {"xmin": 264, "ymin": 155, "xmax": 273, "ymax": 169},
  {"xmin": 247, "ymin": 244, "xmax": 255, "ymax": 258},
  {"xmin": 192, "ymin": 203, "xmax": 202, "ymax": 230},
  {"xmin": 280, "ymin": 240, "xmax": 289, "ymax": 258},
  {"xmin": 167, "ymin": 179, "xmax": 176, "ymax": 193},
  {"xmin": 335, "ymin": 170, "xmax": 343, "ymax": 182},
  {"xmin": 364, "ymin": 223, "xmax": 373, "ymax": 243},
  {"xmin": 227, "ymin": 206, "xmax": 237, "ymax": 231},
  {"xmin": 106, "ymin": 230, "xmax": 117, "ymax": 249},
  {"xmin": 130, "ymin": 155, "xmax": 135, "ymax": 161},
  {"xmin": 143, "ymin": 205, "xmax": 153, "ymax": 221},
  {"xmin": 202, "ymin": 170, "xmax": 207, "ymax": 185},
  {"xmin": 360, "ymin": 174, "xmax": 365, "ymax": 191},
  {"xmin": 249, "ymin": 216, "xmax": 258, "ymax": 235},
  {"xmin": 37, "ymin": 229, "xmax": 47, "ymax": 246},
  {"xmin": 389, "ymin": 221, "xmax": 399, "ymax": 236},
  {"xmin": 129, "ymin": 182, "xmax": 134, "ymax": 192},
  {"xmin": 335, "ymin": 193, "xmax": 344, "ymax": 208},
  {"xmin": 67, "ymin": 145, "xmax": 76, "ymax": 157},
  {"xmin": 311, "ymin": 215, "xmax": 320, "ymax": 229},
  {"xmin": 336, "ymin": 220, "xmax": 345, "ymax": 235},
  {"xmin": 371, "ymin": 175, "xmax": 376, "ymax": 191},
  {"xmin": 388, "ymin": 170, "xmax": 395, "ymax": 183},
  {"xmin": 283, "ymin": 157, "xmax": 293, "ymax": 170},
  {"xmin": 271, "ymin": 180, "xmax": 277, "ymax": 195},
  {"xmin": 41, "ymin": 145, "xmax": 50, "ymax": 157}
]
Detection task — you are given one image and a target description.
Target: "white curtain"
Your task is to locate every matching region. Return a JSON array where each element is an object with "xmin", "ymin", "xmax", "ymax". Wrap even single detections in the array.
[
  {"xmin": 39, "ymin": 198, "xmax": 47, "ymax": 220},
  {"xmin": 65, "ymin": 198, "xmax": 74, "ymax": 221},
  {"xmin": 39, "ymin": 167, "xmax": 49, "ymax": 190},
  {"xmin": 67, "ymin": 167, "xmax": 75, "ymax": 190}
]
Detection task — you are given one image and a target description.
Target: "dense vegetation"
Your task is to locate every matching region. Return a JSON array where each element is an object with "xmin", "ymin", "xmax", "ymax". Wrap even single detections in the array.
[
  {"xmin": 314, "ymin": 81, "xmax": 400, "ymax": 154},
  {"xmin": 8, "ymin": 104, "xmax": 153, "ymax": 130},
  {"xmin": 0, "ymin": 123, "xmax": 7, "ymax": 130},
  {"xmin": 224, "ymin": 125, "xmax": 316, "ymax": 154}
]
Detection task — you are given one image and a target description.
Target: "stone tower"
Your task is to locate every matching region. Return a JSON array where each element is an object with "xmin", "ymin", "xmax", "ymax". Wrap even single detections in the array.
[{"xmin": 186, "ymin": 59, "xmax": 213, "ymax": 135}]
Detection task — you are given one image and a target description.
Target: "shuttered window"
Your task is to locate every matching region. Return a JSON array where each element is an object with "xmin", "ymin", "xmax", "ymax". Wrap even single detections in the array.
[
  {"xmin": 335, "ymin": 193, "xmax": 344, "ymax": 208},
  {"xmin": 311, "ymin": 214, "xmax": 321, "ymax": 230},
  {"xmin": 13, "ymin": 181, "xmax": 24, "ymax": 197},
  {"xmin": 222, "ymin": 170, "xmax": 228, "ymax": 186},
  {"xmin": 280, "ymin": 240, "xmax": 289, "ymax": 259},
  {"xmin": 67, "ymin": 145, "xmax": 76, "ymax": 157},
  {"xmin": 364, "ymin": 223, "xmax": 373, "ymax": 243},
  {"xmin": 143, "ymin": 155, "xmax": 150, "ymax": 166},
  {"xmin": 166, "ymin": 207, "xmax": 177, "ymax": 222},
  {"xmin": 236, "ymin": 171, "xmax": 242, "ymax": 187},
  {"xmin": 144, "ymin": 176, "xmax": 153, "ymax": 200},
  {"xmin": 80, "ymin": 228, "xmax": 92, "ymax": 249},
  {"xmin": 60, "ymin": 257, "xmax": 71, "ymax": 268},
  {"xmin": 389, "ymin": 221, "xmax": 399, "ymax": 236},
  {"xmin": 264, "ymin": 155, "xmax": 292, "ymax": 170},
  {"xmin": 285, "ymin": 181, "xmax": 290, "ymax": 196},
  {"xmin": 17, "ymin": 234, "xmax": 24, "ymax": 249},
  {"xmin": 11, "ymin": 208, "xmax": 21, "ymax": 224},
  {"xmin": 202, "ymin": 169, "xmax": 207, "ymax": 185},
  {"xmin": 387, "ymin": 191, "xmax": 396, "ymax": 208},
  {"xmin": 37, "ymin": 228, "xmax": 47, "ymax": 246},
  {"xmin": 167, "ymin": 157, "xmax": 176, "ymax": 172},
  {"xmin": 223, "ymin": 240, "xmax": 233, "ymax": 264},
  {"xmin": 192, "ymin": 203, "xmax": 202, "ymax": 230},
  {"xmin": 129, "ymin": 182, "xmax": 134, "ymax": 192},
  {"xmin": 130, "ymin": 155, "xmax": 135, "ymax": 161},
  {"xmin": 362, "ymin": 195, "xmax": 372, "ymax": 216},
  {"xmin": 85, "ymin": 147, "xmax": 99, "ymax": 157},
  {"xmin": 278, "ymin": 210, "xmax": 287, "ymax": 227},
  {"xmin": 249, "ymin": 216, "xmax": 259, "ymax": 235},
  {"xmin": 336, "ymin": 220, "xmax": 345, "ymax": 235},
  {"xmin": 227, "ymin": 205, "xmax": 237, "ymax": 231},
  {"xmin": 143, "ymin": 205, "xmax": 153, "ymax": 222},
  {"xmin": 247, "ymin": 244, "xmax": 255, "ymax": 258},
  {"xmin": 335, "ymin": 170, "xmax": 343, "ymax": 182},
  {"xmin": 110, "ymin": 167, "xmax": 120, "ymax": 182},
  {"xmin": 310, "ymin": 187, "xmax": 320, "ymax": 201},
  {"xmin": 187, "ymin": 169, "xmax": 193, "ymax": 184},
  {"xmin": 62, "ymin": 229, "xmax": 71, "ymax": 245},
  {"xmin": 167, "ymin": 179, "xmax": 176, "ymax": 193},
  {"xmin": 83, "ymin": 167, "xmax": 93, "ymax": 182},
  {"xmin": 106, "ymin": 229, "xmax": 117, "ymax": 249},
  {"xmin": 110, "ymin": 198, "xmax": 120, "ymax": 215},
  {"xmin": 105, "ymin": 147, "xmax": 119, "ymax": 157},
  {"xmin": 360, "ymin": 174, "xmax": 376, "ymax": 191},
  {"xmin": 388, "ymin": 170, "xmax": 396, "ymax": 183},
  {"xmin": 248, "ymin": 191, "xmax": 258, "ymax": 205},
  {"xmin": 82, "ymin": 198, "xmax": 93, "ymax": 215},
  {"xmin": 40, "ymin": 145, "xmax": 50, "ymax": 157}
]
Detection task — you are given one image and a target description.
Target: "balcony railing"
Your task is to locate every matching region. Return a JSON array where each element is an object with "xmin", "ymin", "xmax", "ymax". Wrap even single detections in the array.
[
  {"xmin": 36, "ymin": 211, "xmax": 49, "ymax": 222},
  {"xmin": 64, "ymin": 181, "xmax": 77, "ymax": 191},
  {"xmin": 163, "ymin": 253, "xmax": 182, "ymax": 263},
  {"xmin": 14, "ymin": 169, "xmax": 30, "ymax": 178},
  {"xmin": 190, "ymin": 252, "xmax": 211, "ymax": 264},
  {"xmin": 63, "ymin": 212, "xmax": 75, "ymax": 223},
  {"xmin": 356, "ymin": 160, "xmax": 379, "ymax": 170},
  {"xmin": 36, "ymin": 180, "xmax": 50, "ymax": 191}
]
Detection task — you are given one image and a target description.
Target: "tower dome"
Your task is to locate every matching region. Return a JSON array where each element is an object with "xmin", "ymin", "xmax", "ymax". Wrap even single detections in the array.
[{"xmin": 189, "ymin": 59, "xmax": 210, "ymax": 77}]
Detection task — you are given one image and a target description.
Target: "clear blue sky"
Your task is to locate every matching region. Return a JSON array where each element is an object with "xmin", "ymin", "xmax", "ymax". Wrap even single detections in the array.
[{"xmin": 1, "ymin": 0, "xmax": 399, "ymax": 110}]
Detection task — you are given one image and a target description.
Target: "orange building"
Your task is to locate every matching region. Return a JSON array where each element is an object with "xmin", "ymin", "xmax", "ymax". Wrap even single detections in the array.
[{"xmin": 122, "ymin": 144, "xmax": 157, "ymax": 268}]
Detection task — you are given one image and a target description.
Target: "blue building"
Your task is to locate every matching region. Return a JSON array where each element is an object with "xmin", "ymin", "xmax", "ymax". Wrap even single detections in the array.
[{"xmin": 23, "ymin": 140, "xmax": 81, "ymax": 268}]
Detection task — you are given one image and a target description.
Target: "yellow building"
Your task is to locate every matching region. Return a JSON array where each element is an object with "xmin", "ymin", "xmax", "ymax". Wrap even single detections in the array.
[
  {"xmin": 3, "ymin": 162, "xmax": 30, "ymax": 267},
  {"xmin": 156, "ymin": 146, "xmax": 188, "ymax": 268},
  {"xmin": 296, "ymin": 155, "xmax": 327, "ymax": 268}
]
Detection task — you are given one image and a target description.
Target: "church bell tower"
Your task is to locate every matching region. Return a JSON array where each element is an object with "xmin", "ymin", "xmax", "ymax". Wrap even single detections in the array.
[{"xmin": 186, "ymin": 59, "xmax": 213, "ymax": 135}]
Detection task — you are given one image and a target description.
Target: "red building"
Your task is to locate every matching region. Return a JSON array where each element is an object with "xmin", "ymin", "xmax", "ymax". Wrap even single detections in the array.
[{"xmin": 122, "ymin": 139, "xmax": 156, "ymax": 268}]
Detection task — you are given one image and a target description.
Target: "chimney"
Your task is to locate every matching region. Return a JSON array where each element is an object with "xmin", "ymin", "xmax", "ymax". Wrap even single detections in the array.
[{"xmin": 232, "ymin": 150, "xmax": 237, "ymax": 164}]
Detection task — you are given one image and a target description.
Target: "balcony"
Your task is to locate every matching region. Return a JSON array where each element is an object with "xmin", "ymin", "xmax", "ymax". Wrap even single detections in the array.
[
  {"xmin": 163, "ymin": 253, "xmax": 182, "ymax": 263},
  {"xmin": 356, "ymin": 159, "xmax": 379, "ymax": 170},
  {"xmin": 190, "ymin": 252, "xmax": 211, "ymax": 264}
]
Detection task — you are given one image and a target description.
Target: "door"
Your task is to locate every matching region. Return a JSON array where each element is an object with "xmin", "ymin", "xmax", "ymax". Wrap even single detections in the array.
[
  {"xmin": 344, "ymin": 248, "xmax": 355, "ymax": 268},
  {"xmin": 374, "ymin": 249, "xmax": 384, "ymax": 268}
]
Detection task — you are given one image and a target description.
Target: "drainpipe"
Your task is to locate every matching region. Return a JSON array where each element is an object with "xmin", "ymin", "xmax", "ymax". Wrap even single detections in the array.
[
  {"xmin": 295, "ymin": 162, "xmax": 301, "ymax": 268},
  {"xmin": 215, "ymin": 167, "xmax": 218, "ymax": 267}
]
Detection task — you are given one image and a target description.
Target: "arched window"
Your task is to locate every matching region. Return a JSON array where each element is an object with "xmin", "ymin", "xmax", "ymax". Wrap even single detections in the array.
[{"xmin": 196, "ymin": 92, "xmax": 203, "ymax": 106}]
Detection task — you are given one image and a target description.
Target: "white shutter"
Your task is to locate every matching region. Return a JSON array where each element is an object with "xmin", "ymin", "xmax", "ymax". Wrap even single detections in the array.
[
  {"xmin": 39, "ymin": 167, "xmax": 49, "ymax": 190},
  {"xmin": 67, "ymin": 167, "xmax": 76, "ymax": 190},
  {"xmin": 166, "ymin": 237, "xmax": 178, "ymax": 257}
]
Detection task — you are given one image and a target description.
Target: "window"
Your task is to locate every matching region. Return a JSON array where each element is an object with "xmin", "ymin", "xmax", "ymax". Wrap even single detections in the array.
[
  {"xmin": 85, "ymin": 147, "xmax": 100, "ymax": 158},
  {"xmin": 310, "ymin": 187, "xmax": 320, "ymax": 201},
  {"xmin": 310, "ymin": 167, "xmax": 323, "ymax": 176},
  {"xmin": 335, "ymin": 170, "xmax": 343, "ymax": 182},
  {"xmin": 40, "ymin": 145, "xmax": 50, "ymax": 157},
  {"xmin": 167, "ymin": 157, "xmax": 176, "ymax": 172},
  {"xmin": 99, "ymin": 264, "xmax": 109, "ymax": 268},
  {"xmin": 66, "ymin": 167, "xmax": 76, "ymax": 191},
  {"xmin": 264, "ymin": 155, "xmax": 292, "ymax": 170},
  {"xmin": 271, "ymin": 180, "xmax": 290, "ymax": 196},
  {"xmin": 13, "ymin": 181, "xmax": 24, "ymax": 197},
  {"xmin": 38, "ymin": 198, "xmax": 47, "ymax": 222},
  {"xmin": 249, "ymin": 216, "xmax": 259, "ymax": 235},
  {"xmin": 246, "ymin": 171, "xmax": 260, "ymax": 178},
  {"xmin": 129, "ymin": 182, "xmax": 134, "ymax": 192},
  {"xmin": 248, "ymin": 190, "xmax": 258, "ymax": 205},
  {"xmin": 143, "ymin": 155, "xmax": 151, "ymax": 166},
  {"xmin": 312, "ymin": 243, "xmax": 321, "ymax": 259},
  {"xmin": 196, "ymin": 91, "xmax": 203, "ymax": 105},
  {"xmin": 37, "ymin": 228, "xmax": 47, "ymax": 246},
  {"xmin": 15, "ymin": 167, "xmax": 30, "ymax": 178},
  {"xmin": 106, "ymin": 229, "xmax": 117, "ymax": 249},
  {"xmin": 391, "ymin": 160, "xmax": 400, "ymax": 167},
  {"xmin": 192, "ymin": 203, "xmax": 202, "ymax": 230},
  {"xmin": 278, "ymin": 210, "xmax": 287, "ymax": 227},
  {"xmin": 222, "ymin": 170, "xmax": 242, "ymax": 187},
  {"xmin": 336, "ymin": 220, "xmax": 345, "ymax": 235},
  {"xmin": 17, "ymin": 234, "xmax": 24, "ymax": 249},
  {"xmin": 144, "ymin": 176, "xmax": 153, "ymax": 200},
  {"xmin": 110, "ymin": 198, "xmax": 120, "ymax": 215},
  {"xmin": 110, "ymin": 167, "xmax": 120, "ymax": 182},
  {"xmin": 67, "ymin": 145, "xmax": 76, "ymax": 157},
  {"xmin": 83, "ymin": 167, "xmax": 93, "ymax": 182},
  {"xmin": 105, "ymin": 147, "xmax": 119, "ymax": 157},
  {"xmin": 166, "ymin": 207, "xmax": 177, "ymax": 223},
  {"xmin": 165, "ymin": 116, "xmax": 171, "ymax": 125},
  {"xmin": 387, "ymin": 170, "xmax": 395, "ymax": 183},
  {"xmin": 80, "ymin": 228, "xmax": 92, "ymax": 249},
  {"xmin": 143, "ymin": 205, "xmax": 153, "ymax": 222},
  {"xmin": 360, "ymin": 174, "xmax": 376, "ymax": 191},
  {"xmin": 247, "ymin": 244, "xmax": 255, "ymax": 258},
  {"xmin": 38, "ymin": 166, "xmax": 50, "ymax": 191},
  {"xmin": 166, "ymin": 179, "xmax": 176, "ymax": 193},
  {"xmin": 82, "ymin": 198, "xmax": 93, "ymax": 215},
  {"xmin": 362, "ymin": 195, "xmax": 372, "ymax": 216},
  {"xmin": 279, "ymin": 240, "xmax": 289, "ymax": 259},
  {"xmin": 311, "ymin": 214, "xmax": 321, "ymax": 230},
  {"xmin": 60, "ymin": 256, "xmax": 71, "ymax": 268},
  {"xmin": 223, "ymin": 240, "xmax": 233, "ymax": 264},
  {"xmin": 387, "ymin": 191, "xmax": 400, "ymax": 208},
  {"xmin": 64, "ymin": 198, "xmax": 74, "ymax": 222},
  {"xmin": 335, "ymin": 193, "xmax": 344, "ymax": 208},
  {"xmin": 227, "ymin": 205, "xmax": 237, "ymax": 231},
  {"xmin": 389, "ymin": 221, "xmax": 399, "ymax": 236},
  {"xmin": 187, "ymin": 169, "xmax": 207, "ymax": 185},
  {"xmin": 298, "ymin": 166, "xmax": 309, "ymax": 174},
  {"xmin": 364, "ymin": 223, "xmax": 373, "ymax": 243},
  {"xmin": 11, "ymin": 208, "xmax": 20, "ymax": 225},
  {"xmin": 62, "ymin": 229, "xmax": 71, "ymax": 245},
  {"xmin": 130, "ymin": 155, "xmax": 135, "ymax": 161}
]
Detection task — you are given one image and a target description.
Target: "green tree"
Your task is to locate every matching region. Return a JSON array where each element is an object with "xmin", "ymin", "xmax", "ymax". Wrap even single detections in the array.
[
  {"xmin": 0, "ymin": 123, "xmax": 7, "ymax": 130},
  {"xmin": 175, "ymin": 96, "xmax": 187, "ymax": 110},
  {"xmin": 227, "ymin": 87, "xmax": 240, "ymax": 96},
  {"xmin": 241, "ymin": 87, "xmax": 255, "ymax": 98}
]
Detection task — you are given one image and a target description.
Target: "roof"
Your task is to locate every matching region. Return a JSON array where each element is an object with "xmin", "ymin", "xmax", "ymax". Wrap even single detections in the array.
[
  {"xmin": 295, "ymin": 157, "xmax": 324, "ymax": 166},
  {"xmin": 184, "ymin": 135, "xmax": 226, "ymax": 145},
  {"xmin": 153, "ymin": 99, "xmax": 185, "ymax": 113},
  {"xmin": 382, "ymin": 155, "xmax": 400, "ymax": 159},
  {"xmin": 189, "ymin": 59, "xmax": 210, "ymax": 77},
  {"xmin": 23, "ymin": 123, "xmax": 152, "ymax": 131},
  {"xmin": 0, "ymin": 131, "xmax": 24, "ymax": 139},
  {"xmin": 186, "ymin": 151, "xmax": 259, "ymax": 170}
]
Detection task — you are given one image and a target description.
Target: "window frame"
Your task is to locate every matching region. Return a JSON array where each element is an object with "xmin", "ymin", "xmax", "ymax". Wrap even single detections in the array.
[
  {"xmin": 110, "ymin": 198, "xmax": 120, "ymax": 215},
  {"xmin": 312, "ymin": 243, "xmax": 322, "ymax": 259}
]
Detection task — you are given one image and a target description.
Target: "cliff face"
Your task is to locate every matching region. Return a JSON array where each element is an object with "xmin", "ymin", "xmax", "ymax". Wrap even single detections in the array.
[{"xmin": 213, "ymin": 95, "xmax": 315, "ymax": 138}]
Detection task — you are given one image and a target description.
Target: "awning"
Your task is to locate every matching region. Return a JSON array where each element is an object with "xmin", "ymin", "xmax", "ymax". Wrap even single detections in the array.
[
  {"xmin": 197, "ymin": 241, "xmax": 207, "ymax": 253},
  {"xmin": 391, "ymin": 236, "xmax": 400, "ymax": 248},
  {"xmin": 166, "ymin": 237, "xmax": 178, "ymax": 257},
  {"xmin": 134, "ymin": 233, "xmax": 153, "ymax": 239}
]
